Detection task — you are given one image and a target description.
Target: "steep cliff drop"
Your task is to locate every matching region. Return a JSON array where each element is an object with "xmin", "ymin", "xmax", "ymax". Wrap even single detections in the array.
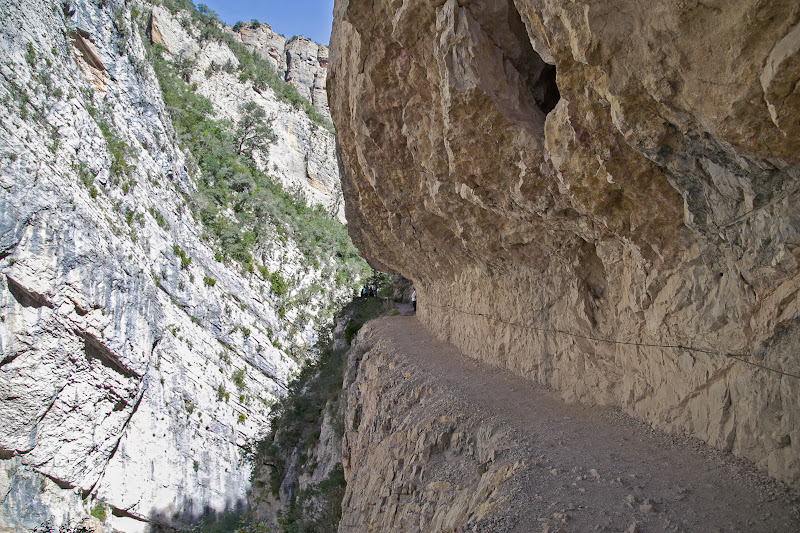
[
  {"xmin": 328, "ymin": 0, "xmax": 800, "ymax": 503},
  {"xmin": 0, "ymin": 1, "xmax": 364, "ymax": 531}
]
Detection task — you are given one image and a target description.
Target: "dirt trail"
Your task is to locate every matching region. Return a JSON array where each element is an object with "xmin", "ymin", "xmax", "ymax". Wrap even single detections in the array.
[{"xmin": 374, "ymin": 307, "xmax": 799, "ymax": 532}]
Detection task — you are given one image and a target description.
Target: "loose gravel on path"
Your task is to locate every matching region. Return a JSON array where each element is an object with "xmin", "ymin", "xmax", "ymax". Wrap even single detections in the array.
[{"xmin": 373, "ymin": 309, "xmax": 799, "ymax": 532}]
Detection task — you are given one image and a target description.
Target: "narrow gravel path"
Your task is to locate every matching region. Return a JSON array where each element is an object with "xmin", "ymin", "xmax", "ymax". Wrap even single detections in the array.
[{"xmin": 374, "ymin": 308, "xmax": 800, "ymax": 532}]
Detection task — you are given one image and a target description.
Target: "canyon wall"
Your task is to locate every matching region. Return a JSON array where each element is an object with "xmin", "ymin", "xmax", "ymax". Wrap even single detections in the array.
[
  {"xmin": 230, "ymin": 22, "xmax": 330, "ymax": 122},
  {"xmin": 0, "ymin": 0, "xmax": 355, "ymax": 531},
  {"xmin": 149, "ymin": 5, "xmax": 342, "ymax": 217},
  {"xmin": 328, "ymin": 0, "xmax": 800, "ymax": 489}
]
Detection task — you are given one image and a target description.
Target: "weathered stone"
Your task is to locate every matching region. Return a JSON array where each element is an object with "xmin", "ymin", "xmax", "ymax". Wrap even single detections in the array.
[
  {"xmin": 340, "ymin": 330, "xmax": 518, "ymax": 531},
  {"xmin": 0, "ymin": 0, "xmax": 349, "ymax": 531},
  {"xmin": 227, "ymin": 21, "xmax": 331, "ymax": 122},
  {"xmin": 329, "ymin": 0, "xmax": 800, "ymax": 489}
]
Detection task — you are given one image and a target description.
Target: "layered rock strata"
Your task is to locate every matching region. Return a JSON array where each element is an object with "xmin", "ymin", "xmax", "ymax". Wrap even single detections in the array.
[
  {"xmin": 0, "ymin": 0, "xmax": 348, "ymax": 531},
  {"xmin": 329, "ymin": 0, "xmax": 800, "ymax": 488}
]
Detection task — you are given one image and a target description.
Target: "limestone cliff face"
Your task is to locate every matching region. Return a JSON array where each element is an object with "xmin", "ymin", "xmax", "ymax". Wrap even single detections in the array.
[
  {"xmin": 228, "ymin": 22, "xmax": 331, "ymax": 122},
  {"xmin": 149, "ymin": 6, "xmax": 341, "ymax": 218},
  {"xmin": 0, "ymin": 0, "xmax": 349, "ymax": 531},
  {"xmin": 329, "ymin": 0, "xmax": 800, "ymax": 488}
]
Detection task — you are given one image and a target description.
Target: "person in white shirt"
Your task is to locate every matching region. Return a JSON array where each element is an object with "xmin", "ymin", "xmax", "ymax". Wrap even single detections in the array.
[{"xmin": 411, "ymin": 289, "xmax": 416, "ymax": 312}]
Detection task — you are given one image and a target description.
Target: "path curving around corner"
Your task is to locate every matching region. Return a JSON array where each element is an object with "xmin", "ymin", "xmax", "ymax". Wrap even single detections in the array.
[{"xmin": 370, "ymin": 308, "xmax": 799, "ymax": 532}]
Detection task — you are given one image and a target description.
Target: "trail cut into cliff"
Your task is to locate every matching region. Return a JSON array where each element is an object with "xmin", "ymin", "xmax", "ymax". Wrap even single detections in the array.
[
  {"xmin": 329, "ymin": 0, "xmax": 800, "ymax": 489},
  {"xmin": 341, "ymin": 313, "xmax": 800, "ymax": 532}
]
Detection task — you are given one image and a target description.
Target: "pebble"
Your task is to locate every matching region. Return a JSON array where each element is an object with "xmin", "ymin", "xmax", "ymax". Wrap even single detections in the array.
[{"xmin": 639, "ymin": 498, "xmax": 656, "ymax": 514}]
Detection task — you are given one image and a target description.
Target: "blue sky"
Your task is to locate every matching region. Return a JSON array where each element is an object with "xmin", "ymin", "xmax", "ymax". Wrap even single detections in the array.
[{"xmin": 197, "ymin": 0, "xmax": 335, "ymax": 45}]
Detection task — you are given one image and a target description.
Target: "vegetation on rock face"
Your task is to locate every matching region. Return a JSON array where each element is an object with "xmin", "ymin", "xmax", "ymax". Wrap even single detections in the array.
[
  {"xmin": 144, "ymin": 5, "xmax": 373, "ymax": 526},
  {"xmin": 243, "ymin": 296, "xmax": 394, "ymax": 531},
  {"xmin": 156, "ymin": 0, "xmax": 333, "ymax": 130},
  {"xmin": 278, "ymin": 464, "xmax": 346, "ymax": 533},
  {"xmin": 137, "ymin": 2, "xmax": 377, "ymax": 529},
  {"xmin": 138, "ymin": 1, "xmax": 370, "ymax": 342},
  {"xmin": 148, "ymin": 42, "xmax": 362, "ymax": 271}
]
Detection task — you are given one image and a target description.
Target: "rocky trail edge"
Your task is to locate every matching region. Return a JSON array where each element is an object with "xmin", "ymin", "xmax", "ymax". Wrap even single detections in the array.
[{"xmin": 355, "ymin": 306, "xmax": 800, "ymax": 532}]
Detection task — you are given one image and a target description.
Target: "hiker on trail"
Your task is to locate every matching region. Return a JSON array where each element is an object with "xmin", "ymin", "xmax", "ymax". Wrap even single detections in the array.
[
  {"xmin": 411, "ymin": 289, "xmax": 416, "ymax": 312},
  {"xmin": 360, "ymin": 286, "xmax": 366, "ymax": 298}
]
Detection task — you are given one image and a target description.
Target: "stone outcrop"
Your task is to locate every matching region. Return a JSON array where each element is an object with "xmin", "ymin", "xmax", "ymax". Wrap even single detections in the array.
[
  {"xmin": 150, "ymin": 6, "xmax": 342, "ymax": 218},
  {"xmin": 341, "ymin": 323, "xmax": 520, "ymax": 531},
  {"xmin": 0, "ymin": 0, "xmax": 350, "ymax": 531},
  {"xmin": 229, "ymin": 22, "xmax": 331, "ymax": 121},
  {"xmin": 329, "ymin": 0, "xmax": 800, "ymax": 489}
]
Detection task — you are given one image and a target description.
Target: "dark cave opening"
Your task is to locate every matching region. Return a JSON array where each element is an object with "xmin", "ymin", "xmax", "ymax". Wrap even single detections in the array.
[
  {"xmin": 534, "ymin": 63, "xmax": 560, "ymax": 115},
  {"xmin": 469, "ymin": 0, "xmax": 560, "ymax": 116},
  {"xmin": 505, "ymin": 0, "xmax": 559, "ymax": 115}
]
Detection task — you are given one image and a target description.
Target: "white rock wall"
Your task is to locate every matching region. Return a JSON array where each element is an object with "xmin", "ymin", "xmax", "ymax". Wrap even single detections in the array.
[
  {"xmin": 0, "ymin": 0, "xmax": 347, "ymax": 531},
  {"xmin": 151, "ymin": 5, "xmax": 342, "ymax": 220},
  {"xmin": 229, "ymin": 22, "xmax": 331, "ymax": 122}
]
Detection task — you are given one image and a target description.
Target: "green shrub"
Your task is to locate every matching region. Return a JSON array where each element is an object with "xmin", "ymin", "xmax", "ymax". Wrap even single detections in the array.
[
  {"xmin": 344, "ymin": 298, "xmax": 387, "ymax": 345},
  {"xmin": 172, "ymin": 245, "xmax": 192, "ymax": 269},
  {"xmin": 94, "ymin": 115, "xmax": 133, "ymax": 180},
  {"xmin": 203, "ymin": 276, "xmax": 216, "ymax": 286},
  {"xmin": 149, "ymin": 207, "xmax": 169, "ymax": 229},
  {"xmin": 25, "ymin": 43, "xmax": 35, "ymax": 67},
  {"xmin": 232, "ymin": 368, "xmax": 246, "ymax": 389},
  {"xmin": 90, "ymin": 503, "xmax": 107, "ymax": 521},
  {"xmin": 269, "ymin": 271, "xmax": 288, "ymax": 297},
  {"xmin": 216, "ymin": 384, "xmax": 229, "ymax": 402}
]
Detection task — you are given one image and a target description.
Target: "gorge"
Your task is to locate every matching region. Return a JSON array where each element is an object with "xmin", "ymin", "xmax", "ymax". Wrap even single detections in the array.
[
  {"xmin": 1, "ymin": 0, "xmax": 800, "ymax": 531},
  {"xmin": 1, "ymin": 0, "xmax": 363, "ymax": 530}
]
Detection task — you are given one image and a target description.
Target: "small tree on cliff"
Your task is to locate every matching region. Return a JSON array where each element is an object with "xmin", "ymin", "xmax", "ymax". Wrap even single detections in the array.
[{"xmin": 236, "ymin": 101, "xmax": 276, "ymax": 158}]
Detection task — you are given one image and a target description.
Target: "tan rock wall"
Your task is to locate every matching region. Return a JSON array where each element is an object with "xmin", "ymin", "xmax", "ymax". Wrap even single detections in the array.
[
  {"xmin": 341, "ymin": 329, "xmax": 520, "ymax": 531},
  {"xmin": 329, "ymin": 0, "xmax": 800, "ymax": 488}
]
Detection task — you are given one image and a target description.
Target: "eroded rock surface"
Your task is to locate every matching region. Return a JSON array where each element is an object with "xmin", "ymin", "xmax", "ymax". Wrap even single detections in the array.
[
  {"xmin": 228, "ymin": 21, "xmax": 331, "ymax": 121},
  {"xmin": 329, "ymin": 0, "xmax": 800, "ymax": 488},
  {"xmin": 341, "ymin": 316, "xmax": 799, "ymax": 532},
  {"xmin": 0, "ymin": 0, "xmax": 348, "ymax": 531}
]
